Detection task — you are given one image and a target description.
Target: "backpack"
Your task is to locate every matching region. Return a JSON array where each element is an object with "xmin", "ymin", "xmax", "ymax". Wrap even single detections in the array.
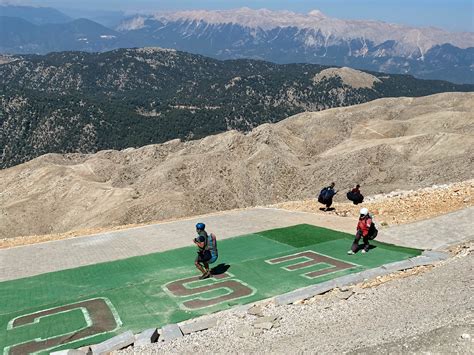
[
  {"xmin": 318, "ymin": 188, "xmax": 326, "ymax": 203},
  {"xmin": 205, "ymin": 232, "xmax": 218, "ymax": 264},
  {"xmin": 318, "ymin": 187, "xmax": 334, "ymax": 203},
  {"xmin": 368, "ymin": 215, "xmax": 378, "ymax": 240},
  {"xmin": 347, "ymin": 191, "xmax": 364, "ymax": 204}
]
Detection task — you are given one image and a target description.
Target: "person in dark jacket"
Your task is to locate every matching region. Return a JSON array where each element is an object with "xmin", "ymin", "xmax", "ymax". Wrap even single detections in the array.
[
  {"xmin": 347, "ymin": 184, "xmax": 364, "ymax": 205},
  {"xmin": 318, "ymin": 182, "xmax": 337, "ymax": 211}
]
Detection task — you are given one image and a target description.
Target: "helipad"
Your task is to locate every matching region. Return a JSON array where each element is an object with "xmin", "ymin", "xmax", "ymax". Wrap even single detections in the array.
[{"xmin": 0, "ymin": 223, "xmax": 421, "ymax": 354}]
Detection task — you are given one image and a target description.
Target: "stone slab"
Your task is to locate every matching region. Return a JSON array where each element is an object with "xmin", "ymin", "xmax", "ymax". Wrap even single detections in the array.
[
  {"xmin": 50, "ymin": 350, "xmax": 87, "ymax": 355},
  {"xmin": 134, "ymin": 328, "xmax": 159, "ymax": 346},
  {"xmin": 90, "ymin": 330, "xmax": 134, "ymax": 355},
  {"xmin": 422, "ymin": 250, "xmax": 449, "ymax": 260},
  {"xmin": 179, "ymin": 318, "xmax": 218, "ymax": 335},
  {"xmin": 161, "ymin": 323, "xmax": 183, "ymax": 342},
  {"xmin": 358, "ymin": 266, "xmax": 388, "ymax": 280},
  {"xmin": 274, "ymin": 279, "xmax": 337, "ymax": 305}
]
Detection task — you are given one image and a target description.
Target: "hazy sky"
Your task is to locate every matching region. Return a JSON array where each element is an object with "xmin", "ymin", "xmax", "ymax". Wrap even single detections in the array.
[{"xmin": 4, "ymin": 0, "xmax": 474, "ymax": 32}]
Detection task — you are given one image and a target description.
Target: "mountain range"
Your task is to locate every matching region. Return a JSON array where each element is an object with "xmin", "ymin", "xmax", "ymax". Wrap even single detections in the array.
[
  {"xmin": 1, "ymin": 6, "xmax": 473, "ymax": 83},
  {"xmin": 1, "ymin": 47, "xmax": 472, "ymax": 169}
]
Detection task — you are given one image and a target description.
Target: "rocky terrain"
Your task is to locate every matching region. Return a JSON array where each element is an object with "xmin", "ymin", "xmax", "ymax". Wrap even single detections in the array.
[
  {"xmin": 275, "ymin": 180, "xmax": 473, "ymax": 227},
  {"xmin": 0, "ymin": 92, "xmax": 473, "ymax": 241}
]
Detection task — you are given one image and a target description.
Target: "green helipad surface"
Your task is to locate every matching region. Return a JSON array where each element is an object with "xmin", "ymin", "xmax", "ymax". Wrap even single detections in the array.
[{"xmin": 0, "ymin": 224, "xmax": 421, "ymax": 354}]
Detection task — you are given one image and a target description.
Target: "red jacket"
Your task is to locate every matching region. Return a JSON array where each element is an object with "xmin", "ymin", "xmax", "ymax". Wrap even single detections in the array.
[{"xmin": 357, "ymin": 216, "xmax": 372, "ymax": 237}]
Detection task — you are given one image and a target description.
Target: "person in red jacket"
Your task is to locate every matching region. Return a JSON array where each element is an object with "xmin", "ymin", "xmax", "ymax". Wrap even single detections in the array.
[{"xmin": 348, "ymin": 207, "xmax": 372, "ymax": 254}]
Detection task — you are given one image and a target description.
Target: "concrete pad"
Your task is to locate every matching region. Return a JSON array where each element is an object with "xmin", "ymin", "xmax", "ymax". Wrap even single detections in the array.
[
  {"xmin": 134, "ymin": 328, "xmax": 159, "ymax": 346},
  {"xmin": 378, "ymin": 206, "xmax": 474, "ymax": 250},
  {"xmin": 2, "ymin": 207, "xmax": 471, "ymax": 282},
  {"xmin": 422, "ymin": 250, "xmax": 449, "ymax": 260},
  {"xmin": 0, "ymin": 207, "xmax": 356, "ymax": 281},
  {"xmin": 50, "ymin": 350, "xmax": 87, "ymax": 355},
  {"xmin": 161, "ymin": 324, "xmax": 183, "ymax": 342},
  {"xmin": 90, "ymin": 330, "xmax": 134, "ymax": 355},
  {"xmin": 179, "ymin": 318, "xmax": 218, "ymax": 335}
]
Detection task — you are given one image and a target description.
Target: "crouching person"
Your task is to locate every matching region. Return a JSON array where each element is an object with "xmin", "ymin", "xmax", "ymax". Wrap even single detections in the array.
[
  {"xmin": 348, "ymin": 208, "xmax": 372, "ymax": 254},
  {"xmin": 193, "ymin": 222, "xmax": 218, "ymax": 279},
  {"xmin": 347, "ymin": 184, "xmax": 364, "ymax": 205}
]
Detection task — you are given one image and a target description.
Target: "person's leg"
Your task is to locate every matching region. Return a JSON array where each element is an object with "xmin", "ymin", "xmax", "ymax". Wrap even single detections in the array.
[
  {"xmin": 362, "ymin": 235, "xmax": 370, "ymax": 252},
  {"xmin": 351, "ymin": 231, "xmax": 362, "ymax": 252},
  {"xmin": 203, "ymin": 261, "xmax": 210, "ymax": 275},
  {"xmin": 195, "ymin": 254, "xmax": 206, "ymax": 275},
  {"xmin": 325, "ymin": 198, "xmax": 332, "ymax": 211}
]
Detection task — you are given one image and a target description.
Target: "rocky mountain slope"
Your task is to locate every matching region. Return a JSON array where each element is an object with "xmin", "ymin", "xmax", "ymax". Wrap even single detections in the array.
[
  {"xmin": 0, "ymin": 92, "xmax": 472, "ymax": 239},
  {"xmin": 1, "ymin": 48, "xmax": 472, "ymax": 169}
]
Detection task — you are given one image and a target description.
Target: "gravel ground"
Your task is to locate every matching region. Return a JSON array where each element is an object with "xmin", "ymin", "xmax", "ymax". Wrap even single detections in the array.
[{"xmin": 117, "ymin": 244, "xmax": 473, "ymax": 354}]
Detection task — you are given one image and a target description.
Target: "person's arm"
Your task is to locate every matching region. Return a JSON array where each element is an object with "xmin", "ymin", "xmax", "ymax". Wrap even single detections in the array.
[
  {"xmin": 362, "ymin": 218, "xmax": 372, "ymax": 236},
  {"xmin": 194, "ymin": 236, "xmax": 206, "ymax": 249}
]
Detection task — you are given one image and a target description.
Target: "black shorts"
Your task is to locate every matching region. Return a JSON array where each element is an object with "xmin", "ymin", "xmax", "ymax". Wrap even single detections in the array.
[{"xmin": 196, "ymin": 250, "xmax": 212, "ymax": 263}]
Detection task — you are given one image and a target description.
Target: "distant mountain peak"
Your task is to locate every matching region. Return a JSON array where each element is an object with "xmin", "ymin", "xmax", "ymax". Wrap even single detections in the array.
[
  {"xmin": 124, "ymin": 7, "xmax": 473, "ymax": 50},
  {"xmin": 149, "ymin": 8, "xmax": 331, "ymax": 31},
  {"xmin": 308, "ymin": 9, "xmax": 327, "ymax": 18}
]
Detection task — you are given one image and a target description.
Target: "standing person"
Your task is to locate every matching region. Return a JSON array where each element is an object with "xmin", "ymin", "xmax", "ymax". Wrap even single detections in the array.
[
  {"xmin": 193, "ymin": 222, "xmax": 212, "ymax": 279},
  {"xmin": 348, "ymin": 208, "xmax": 372, "ymax": 254},
  {"xmin": 318, "ymin": 182, "xmax": 337, "ymax": 211}
]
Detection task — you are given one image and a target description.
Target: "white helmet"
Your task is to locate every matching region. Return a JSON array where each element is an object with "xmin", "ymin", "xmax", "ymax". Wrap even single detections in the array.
[{"xmin": 360, "ymin": 208, "xmax": 369, "ymax": 216}]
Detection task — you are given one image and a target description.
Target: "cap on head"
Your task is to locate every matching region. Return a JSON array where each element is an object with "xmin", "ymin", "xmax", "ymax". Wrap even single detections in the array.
[
  {"xmin": 360, "ymin": 208, "xmax": 369, "ymax": 216},
  {"xmin": 196, "ymin": 222, "xmax": 206, "ymax": 231}
]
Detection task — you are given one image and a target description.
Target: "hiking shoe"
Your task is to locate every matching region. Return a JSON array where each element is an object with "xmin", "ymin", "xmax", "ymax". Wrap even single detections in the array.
[
  {"xmin": 347, "ymin": 250, "xmax": 355, "ymax": 255},
  {"xmin": 199, "ymin": 272, "xmax": 210, "ymax": 280},
  {"xmin": 199, "ymin": 271, "xmax": 211, "ymax": 280}
]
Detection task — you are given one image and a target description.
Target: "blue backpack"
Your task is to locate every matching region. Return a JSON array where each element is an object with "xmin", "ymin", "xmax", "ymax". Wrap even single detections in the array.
[
  {"xmin": 206, "ymin": 233, "xmax": 218, "ymax": 264},
  {"xmin": 318, "ymin": 187, "xmax": 335, "ymax": 203}
]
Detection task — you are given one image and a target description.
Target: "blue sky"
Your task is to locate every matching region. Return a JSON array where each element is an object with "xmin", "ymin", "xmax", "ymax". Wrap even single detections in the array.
[{"xmin": 7, "ymin": 0, "xmax": 474, "ymax": 31}]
